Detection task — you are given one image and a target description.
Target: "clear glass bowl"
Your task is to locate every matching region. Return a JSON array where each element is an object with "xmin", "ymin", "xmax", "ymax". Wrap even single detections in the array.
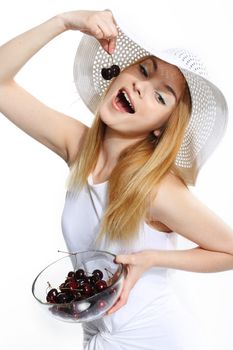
[{"xmin": 32, "ymin": 250, "xmax": 124, "ymax": 323}]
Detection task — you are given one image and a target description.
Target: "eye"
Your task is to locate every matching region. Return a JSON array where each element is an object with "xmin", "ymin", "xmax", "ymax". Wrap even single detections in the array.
[
  {"xmin": 139, "ymin": 64, "xmax": 148, "ymax": 77},
  {"xmin": 155, "ymin": 92, "xmax": 166, "ymax": 105},
  {"xmin": 139, "ymin": 64, "xmax": 166, "ymax": 105}
]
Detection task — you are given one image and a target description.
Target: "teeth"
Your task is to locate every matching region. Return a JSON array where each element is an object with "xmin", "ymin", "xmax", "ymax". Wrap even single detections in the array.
[{"xmin": 122, "ymin": 90, "xmax": 134, "ymax": 111}]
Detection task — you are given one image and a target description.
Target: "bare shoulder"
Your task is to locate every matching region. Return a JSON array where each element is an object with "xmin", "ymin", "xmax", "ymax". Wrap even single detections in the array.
[
  {"xmin": 150, "ymin": 171, "xmax": 233, "ymax": 254},
  {"xmin": 148, "ymin": 171, "xmax": 189, "ymax": 224}
]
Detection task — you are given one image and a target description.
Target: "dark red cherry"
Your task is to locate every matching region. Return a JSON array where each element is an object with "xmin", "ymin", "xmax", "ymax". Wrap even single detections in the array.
[
  {"xmin": 75, "ymin": 269, "xmax": 86, "ymax": 280},
  {"xmin": 56, "ymin": 292, "xmax": 74, "ymax": 304},
  {"xmin": 46, "ymin": 288, "xmax": 58, "ymax": 303},
  {"xmin": 111, "ymin": 64, "xmax": 120, "ymax": 77},
  {"xmin": 101, "ymin": 67, "xmax": 113, "ymax": 80},
  {"xmin": 67, "ymin": 271, "xmax": 75, "ymax": 278},
  {"xmin": 66, "ymin": 279, "xmax": 78, "ymax": 291},
  {"xmin": 95, "ymin": 280, "xmax": 107, "ymax": 292},
  {"xmin": 92, "ymin": 269, "xmax": 103, "ymax": 281},
  {"xmin": 59, "ymin": 282, "xmax": 67, "ymax": 293},
  {"xmin": 81, "ymin": 283, "xmax": 93, "ymax": 298},
  {"xmin": 77, "ymin": 277, "xmax": 89, "ymax": 287}
]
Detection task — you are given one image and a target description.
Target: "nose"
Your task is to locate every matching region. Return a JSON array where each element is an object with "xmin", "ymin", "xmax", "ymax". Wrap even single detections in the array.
[{"xmin": 133, "ymin": 81, "xmax": 149, "ymax": 99}]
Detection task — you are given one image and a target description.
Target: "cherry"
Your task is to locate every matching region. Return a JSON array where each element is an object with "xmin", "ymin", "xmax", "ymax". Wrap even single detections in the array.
[
  {"xmin": 95, "ymin": 280, "xmax": 107, "ymax": 292},
  {"xmin": 101, "ymin": 67, "xmax": 113, "ymax": 80},
  {"xmin": 80, "ymin": 283, "xmax": 93, "ymax": 298},
  {"xmin": 101, "ymin": 65, "xmax": 121, "ymax": 80},
  {"xmin": 59, "ymin": 282, "xmax": 67, "ymax": 293},
  {"xmin": 111, "ymin": 64, "xmax": 120, "ymax": 77},
  {"xmin": 66, "ymin": 279, "xmax": 78, "ymax": 291},
  {"xmin": 67, "ymin": 271, "xmax": 75, "ymax": 278},
  {"xmin": 87, "ymin": 275, "xmax": 98, "ymax": 285},
  {"xmin": 46, "ymin": 288, "xmax": 58, "ymax": 303},
  {"xmin": 75, "ymin": 269, "xmax": 86, "ymax": 280},
  {"xmin": 77, "ymin": 277, "xmax": 89, "ymax": 287},
  {"xmin": 56, "ymin": 292, "xmax": 74, "ymax": 304},
  {"xmin": 92, "ymin": 269, "xmax": 103, "ymax": 281}
]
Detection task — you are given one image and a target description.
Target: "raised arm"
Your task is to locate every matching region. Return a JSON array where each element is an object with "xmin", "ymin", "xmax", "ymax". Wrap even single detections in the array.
[{"xmin": 0, "ymin": 10, "xmax": 118, "ymax": 166}]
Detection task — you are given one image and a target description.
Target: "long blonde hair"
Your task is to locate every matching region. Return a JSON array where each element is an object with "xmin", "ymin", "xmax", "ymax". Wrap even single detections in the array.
[{"xmin": 66, "ymin": 55, "xmax": 192, "ymax": 245}]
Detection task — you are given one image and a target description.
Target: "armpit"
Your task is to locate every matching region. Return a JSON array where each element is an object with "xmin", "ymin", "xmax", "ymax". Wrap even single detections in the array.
[{"xmin": 146, "ymin": 220, "xmax": 173, "ymax": 233}]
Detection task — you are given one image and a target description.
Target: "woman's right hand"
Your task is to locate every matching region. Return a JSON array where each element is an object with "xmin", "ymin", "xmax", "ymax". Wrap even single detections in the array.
[{"xmin": 59, "ymin": 10, "xmax": 119, "ymax": 54}]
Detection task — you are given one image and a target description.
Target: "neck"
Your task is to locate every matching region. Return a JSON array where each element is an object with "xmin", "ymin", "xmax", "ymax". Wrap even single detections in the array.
[{"xmin": 93, "ymin": 127, "xmax": 144, "ymax": 178}]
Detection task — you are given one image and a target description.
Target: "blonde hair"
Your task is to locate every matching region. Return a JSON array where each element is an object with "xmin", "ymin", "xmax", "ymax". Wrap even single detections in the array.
[{"xmin": 66, "ymin": 55, "xmax": 192, "ymax": 246}]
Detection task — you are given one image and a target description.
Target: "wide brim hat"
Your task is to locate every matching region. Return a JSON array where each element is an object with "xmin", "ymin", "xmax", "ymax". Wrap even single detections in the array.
[{"xmin": 73, "ymin": 14, "xmax": 228, "ymax": 187}]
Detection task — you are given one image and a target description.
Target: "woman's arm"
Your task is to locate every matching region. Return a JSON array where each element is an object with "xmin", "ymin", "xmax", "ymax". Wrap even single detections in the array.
[
  {"xmin": 0, "ymin": 16, "xmax": 65, "ymax": 83},
  {"xmin": 0, "ymin": 10, "xmax": 118, "ymax": 165},
  {"xmin": 149, "ymin": 173, "xmax": 233, "ymax": 255},
  {"xmin": 147, "ymin": 247, "xmax": 233, "ymax": 272},
  {"xmin": 107, "ymin": 247, "xmax": 233, "ymax": 315}
]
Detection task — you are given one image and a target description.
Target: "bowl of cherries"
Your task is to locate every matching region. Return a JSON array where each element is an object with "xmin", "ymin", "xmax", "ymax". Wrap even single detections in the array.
[{"xmin": 32, "ymin": 250, "xmax": 124, "ymax": 323}]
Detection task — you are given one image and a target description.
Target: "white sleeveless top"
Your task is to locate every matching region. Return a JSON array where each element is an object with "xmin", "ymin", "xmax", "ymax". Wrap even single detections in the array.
[
  {"xmin": 61, "ymin": 174, "xmax": 179, "ymax": 330},
  {"xmin": 61, "ymin": 176, "xmax": 206, "ymax": 346},
  {"xmin": 61, "ymin": 173, "xmax": 177, "ymax": 259}
]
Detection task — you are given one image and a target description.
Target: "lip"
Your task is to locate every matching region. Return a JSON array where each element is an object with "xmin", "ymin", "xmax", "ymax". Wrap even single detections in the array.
[{"xmin": 112, "ymin": 88, "xmax": 136, "ymax": 113}]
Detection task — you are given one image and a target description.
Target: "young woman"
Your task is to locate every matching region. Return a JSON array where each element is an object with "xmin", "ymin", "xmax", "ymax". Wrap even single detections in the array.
[{"xmin": 0, "ymin": 9, "xmax": 233, "ymax": 350}]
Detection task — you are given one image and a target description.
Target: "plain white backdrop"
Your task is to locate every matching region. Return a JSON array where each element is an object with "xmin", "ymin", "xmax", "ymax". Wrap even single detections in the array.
[{"xmin": 0, "ymin": 0, "xmax": 233, "ymax": 349}]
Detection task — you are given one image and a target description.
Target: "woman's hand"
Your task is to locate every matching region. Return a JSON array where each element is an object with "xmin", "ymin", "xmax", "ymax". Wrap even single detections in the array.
[
  {"xmin": 106, "ymin": 250, "xmax": 155, "ymax": 315},
  {"xmin": 59, "ymin": 10, "xmax": 118, "ymax": 54}
]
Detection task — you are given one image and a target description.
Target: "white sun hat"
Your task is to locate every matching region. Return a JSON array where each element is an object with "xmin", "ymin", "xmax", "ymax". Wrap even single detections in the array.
[{"xmin": 73, "ymin": 12, "xmax": 228, "ymax": 187}]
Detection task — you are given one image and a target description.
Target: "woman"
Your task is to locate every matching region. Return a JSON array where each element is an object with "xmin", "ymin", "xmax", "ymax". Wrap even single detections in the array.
[{"xmin": 0, "ymin": 8, "xmax": 233, "ymax": 350}]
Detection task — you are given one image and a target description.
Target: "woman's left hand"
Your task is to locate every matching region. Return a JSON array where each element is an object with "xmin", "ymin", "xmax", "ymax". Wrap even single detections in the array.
[{"xmin": 106, "ymin": 250, "xmax": 155, "ymax": 315}]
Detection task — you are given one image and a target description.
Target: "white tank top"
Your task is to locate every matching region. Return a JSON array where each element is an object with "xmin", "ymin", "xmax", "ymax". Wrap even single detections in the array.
[
  {"xmin": 61, "ymin": 173, "xmax": 177, "ymax": 272},
  {"xmin": 61, "ymin": 173, "xmax": 179, "ymax": 332}
]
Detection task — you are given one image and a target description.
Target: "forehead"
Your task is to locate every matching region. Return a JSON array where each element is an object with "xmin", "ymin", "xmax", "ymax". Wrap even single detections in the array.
[
  {"xmin": 145, "ymin": 56, "xmax": 185, "ymax": 82},
  {"xmin": 131, "ymin": 56, "xmax": 186, "ymax": 97}
]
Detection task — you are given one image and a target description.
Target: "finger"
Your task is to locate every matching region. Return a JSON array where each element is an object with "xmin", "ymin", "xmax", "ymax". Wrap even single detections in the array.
[
  {"xmin": 95, "ymin": 19, "xmax": 118, "ymax": 54},
  {"xmin": 108, "ymin": 38, "xmax": 117, "ymax": 54},
  {"xmin": 100, "ymin": 27, "xmax": 117, "ymax": 55},
  {"xmin": 98, "ymin": 38, "xmax": 110, "ymax": 53},
  {"xmin": 99, "ymin": 38, "xmax": 117, "ymax": 55}
]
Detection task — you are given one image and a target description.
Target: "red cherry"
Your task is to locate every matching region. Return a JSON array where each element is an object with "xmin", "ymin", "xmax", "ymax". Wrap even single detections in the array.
[
  {"xmin": 81, "ymin": 283, "xmax": 93, "ymax": 298},
  {"xmin": 92, "ymin": 269, "xmax": 103, "ymax": 281},
  {"xmin": 101, "ymin": 67, "xmax": 113, "ymax": 80},
  {"xmin": 67, "ymin": 271, "xmax": 75, "ymax": 278},
  {"xmin": 95, "ymin": 280, "xmax": 107, "ymax": 292},
  {"xmin": 46, "ymin": 288, "xmax": 58, "ymax": 303},
  {"xmin": 75, "ymin": 269, "xmax": 86, "ymax": 280},
  {"xmin": 111, "ymin": 64, "xmax": 120, "ymax": 77}
]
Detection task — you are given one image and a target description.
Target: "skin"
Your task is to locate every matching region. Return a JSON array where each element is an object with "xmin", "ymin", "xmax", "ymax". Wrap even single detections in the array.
[{"xmin": 93, "ymin": 56, "xmax": 186, "ymax": 182}]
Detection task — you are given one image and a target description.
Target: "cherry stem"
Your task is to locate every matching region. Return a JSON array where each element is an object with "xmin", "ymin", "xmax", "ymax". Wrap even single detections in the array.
[
  {"xmin": 57, "ymin": 250, "xmax": 76, "ymax": 255},
  {"xmin": 62, "ymin": 287, "xmax": 83, "ymax": 292},
  {"xmin": 104, "ymin": 268, "xmax": 114, "ymax": 276},
  {"xmin": 46, "ymin": 281, "xmax": 52, "ymax": 292}
]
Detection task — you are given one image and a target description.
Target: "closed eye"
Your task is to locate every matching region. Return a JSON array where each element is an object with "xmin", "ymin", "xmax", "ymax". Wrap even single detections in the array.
[
  {"xmin": 139, "ymin": 64, "xmax": 148, "ymax": 77},
  {"xmin": 139, "ymin": 64, "xmax": 166, "ymax": 105}
]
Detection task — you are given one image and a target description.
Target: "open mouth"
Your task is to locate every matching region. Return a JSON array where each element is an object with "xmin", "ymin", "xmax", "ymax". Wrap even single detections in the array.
[{"xmin": 114, "ymin": 89, "xmax": 135, "ymax": 114}]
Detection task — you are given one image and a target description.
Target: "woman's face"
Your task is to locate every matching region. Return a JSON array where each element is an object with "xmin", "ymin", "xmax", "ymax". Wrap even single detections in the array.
[{"xmin": 99, "ymin": 56, "xmax": 186, "ymax": 138}]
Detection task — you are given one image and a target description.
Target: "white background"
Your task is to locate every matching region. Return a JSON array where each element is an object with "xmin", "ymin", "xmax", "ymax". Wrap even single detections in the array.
[{"xmin": 0, "ymin": 0, "xmax": 233, "ymax": 349}]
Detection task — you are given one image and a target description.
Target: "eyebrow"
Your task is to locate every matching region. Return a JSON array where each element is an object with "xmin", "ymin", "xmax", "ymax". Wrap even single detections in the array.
[{"xmin": 148, "ymin": 57, "xmax": 178, "ymax": 102}]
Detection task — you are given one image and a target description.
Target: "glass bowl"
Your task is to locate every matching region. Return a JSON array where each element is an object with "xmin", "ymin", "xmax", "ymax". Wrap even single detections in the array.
[{"xmin": 32, "ymin": 250, "xmax": 124, "ymax": 323}]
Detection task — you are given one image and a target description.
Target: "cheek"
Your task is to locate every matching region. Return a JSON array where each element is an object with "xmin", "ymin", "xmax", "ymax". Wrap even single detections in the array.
[{"xmin": 146, "ymin": 107, "xmax": 171, "ymax": 129}]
